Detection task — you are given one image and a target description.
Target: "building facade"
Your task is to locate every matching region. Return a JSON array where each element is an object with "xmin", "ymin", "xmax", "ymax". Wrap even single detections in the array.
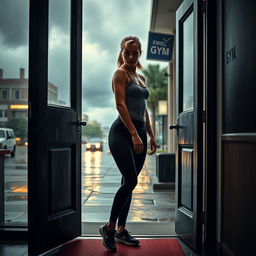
[{"xmin": 0, "ymin": 68, "xmax": 58, "ymax": 127}]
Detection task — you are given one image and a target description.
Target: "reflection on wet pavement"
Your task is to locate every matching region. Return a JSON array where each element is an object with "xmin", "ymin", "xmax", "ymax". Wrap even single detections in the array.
[
  {"xmin": 4, "ymin": 146, "xmax": 28, "ymax": 223},
  {"xmin": 4, "ymin": 143, "xmax": 175, "ymax": 225},
  {"xmin": 81, "ymin": 143, "xmax": 175, "ymax": 223}
]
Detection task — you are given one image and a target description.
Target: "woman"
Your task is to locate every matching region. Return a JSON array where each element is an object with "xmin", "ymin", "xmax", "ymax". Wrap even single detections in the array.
[{"xmin": 99, "ymin": 36, "xmax": 157, "ymax": 252}]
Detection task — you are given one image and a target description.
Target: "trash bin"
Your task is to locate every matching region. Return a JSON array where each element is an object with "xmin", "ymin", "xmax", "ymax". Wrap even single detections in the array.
[{"xmin": 156, "ymin": 153, "xmax": 175, "ymax": 182}]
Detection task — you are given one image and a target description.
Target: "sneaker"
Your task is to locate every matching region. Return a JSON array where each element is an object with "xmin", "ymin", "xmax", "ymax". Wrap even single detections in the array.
[
  {"xmin": 115, "ymin": 229, "xmax": 140, "ymax": 246},
  {"xmin": 99, "ymin": 223, "xmax": 117, "ymax": 251}
]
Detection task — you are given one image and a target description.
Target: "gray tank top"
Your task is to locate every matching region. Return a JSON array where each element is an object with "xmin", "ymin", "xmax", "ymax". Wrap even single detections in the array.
[{"xmin": 124, "ymin": 81, "xmax": 150, "ymax": 122}]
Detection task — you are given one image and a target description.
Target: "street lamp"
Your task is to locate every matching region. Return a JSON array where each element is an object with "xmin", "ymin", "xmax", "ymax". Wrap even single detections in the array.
[{"xmin": 158, "ymin": 100, "xmax": 167, "ymax": 150}]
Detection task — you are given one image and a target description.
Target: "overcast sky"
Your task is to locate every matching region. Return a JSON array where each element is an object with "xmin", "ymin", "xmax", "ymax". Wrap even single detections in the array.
[{"xmin": 0, "ymin": 0, "xmax": 166, "ymax": 127}]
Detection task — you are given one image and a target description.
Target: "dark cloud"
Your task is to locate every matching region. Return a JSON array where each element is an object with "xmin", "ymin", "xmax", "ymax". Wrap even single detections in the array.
[
  {"xmin": 83, "ymin": 0, "xmax": 150, "ymax": 55},
  {"xmin": 49, "ymin": 0, "xmax": 71, "ymax": 34},
  {"xmin": 0, "ymin": 0, "xmax": 153, "ymax": 126},
  {"xmin": 82, "ymin": 66, "xmax": 114, "ymax": 109},
  {"xmin": 0, "ymin": 0, "xmax": 72, "ymax": 48},
  {"xmin": 81, "ymin": 0, "xmax": 152, "ymax": 111},
  {"xmin": 0, "ymin": 43, "xmax": 28, "ymax": 79},
  {"xmin": 83, "ymin": 88, "xmax": 114, "ymax": 109},
  {"xmin": 0, "ymin": 0, "xmax": 29, "ymax": 48}
]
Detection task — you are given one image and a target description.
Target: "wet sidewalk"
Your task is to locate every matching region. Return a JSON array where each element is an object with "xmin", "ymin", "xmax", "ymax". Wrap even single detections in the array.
[
  {"xmin": 81, "ymin": 145, "xmax": 176, "ymax": 235},
  {"xmin": 4, "ymin": 145, "xmax": 176, "ymax": 235}
]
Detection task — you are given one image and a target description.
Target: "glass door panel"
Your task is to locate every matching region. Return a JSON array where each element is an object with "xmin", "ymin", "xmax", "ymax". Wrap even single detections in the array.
[
  {"xmin": 182, "ymin": 12, "xmax": 194, "ymax": 112},
  {"xmin": 48, "ymin": 0, "xmax": 71, "ymax": 107}
]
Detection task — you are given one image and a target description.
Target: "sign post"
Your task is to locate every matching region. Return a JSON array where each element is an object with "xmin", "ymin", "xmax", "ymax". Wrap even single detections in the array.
[{"xmin": 146, "ymin": 32, "xmax": 174, "ymax": 62}]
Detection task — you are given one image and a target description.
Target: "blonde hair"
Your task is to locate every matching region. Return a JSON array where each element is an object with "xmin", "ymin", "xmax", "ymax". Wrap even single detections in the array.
[{"xmin": 117, "ymin": 36, "xmax": 143, "ymax": 70}]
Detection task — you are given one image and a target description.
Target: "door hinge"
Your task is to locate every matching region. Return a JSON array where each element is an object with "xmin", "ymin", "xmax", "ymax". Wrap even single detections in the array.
[
  {"xmin": 202, "ymin": 110, "xmax": 206, "ymax": 123},
  {"xmin": 202, "ymin": 0, "xmax": 206, "ymax": 13}
]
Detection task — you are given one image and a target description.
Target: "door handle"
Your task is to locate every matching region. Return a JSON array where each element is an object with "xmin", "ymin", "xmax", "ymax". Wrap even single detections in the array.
[
  {"xmin": 169, "ymin": 124, "xmax": 179, "ymax": 130},
  {"xmin": 77, "ymin": 120, "xmax": 87, "ymax": 126}
]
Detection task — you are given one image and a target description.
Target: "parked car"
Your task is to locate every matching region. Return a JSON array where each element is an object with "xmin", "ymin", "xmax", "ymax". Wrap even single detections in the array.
[
  {"xmin": 0, "ymin": 128, "xmax": 16, "ymax": 157},
  {"xmin": 85, "ymin": 137, "xmax": 103, "ymax": 151}
]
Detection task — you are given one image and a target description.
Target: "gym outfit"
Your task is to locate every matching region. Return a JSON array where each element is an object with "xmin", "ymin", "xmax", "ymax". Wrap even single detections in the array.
[{"xmin": 99, "ymin": 78, "xmax": 149, "ymax": 250}]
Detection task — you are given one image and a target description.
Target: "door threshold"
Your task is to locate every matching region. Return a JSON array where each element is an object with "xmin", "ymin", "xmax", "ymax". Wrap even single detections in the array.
[{"xmin": 82, "ymin": 221, "xmax": 176, "ymax": 236}]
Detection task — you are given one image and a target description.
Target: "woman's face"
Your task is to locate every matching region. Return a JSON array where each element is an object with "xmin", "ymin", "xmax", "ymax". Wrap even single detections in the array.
[{"xmin": 121, "ymin": 42, "xmax": 141, "ymax": 68}]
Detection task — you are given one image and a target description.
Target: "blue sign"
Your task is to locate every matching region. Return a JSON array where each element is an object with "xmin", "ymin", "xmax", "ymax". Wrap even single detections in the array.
[{"xmin": 146, "ymin": 32, "xmax": 174, "ymax": 62}]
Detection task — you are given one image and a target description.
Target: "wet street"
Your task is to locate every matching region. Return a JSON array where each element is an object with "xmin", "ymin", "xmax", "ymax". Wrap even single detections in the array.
[{"xmin": 4, "ymin": 143, "xmax": 175, "ymax": 233}]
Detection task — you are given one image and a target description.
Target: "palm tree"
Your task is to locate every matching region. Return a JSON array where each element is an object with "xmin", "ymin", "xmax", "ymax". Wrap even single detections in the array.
[{"xmin": 142, "ymin": 64, "xmax": 168, "ymax": 134}]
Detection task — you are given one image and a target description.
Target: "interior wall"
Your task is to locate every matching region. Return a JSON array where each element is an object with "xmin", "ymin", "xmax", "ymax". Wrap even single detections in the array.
[
  {"xmin": 220, "ymin": 0, "xmax": 256, "ymax": 255},
  {"xmin": 216, "ymin": 0, "xmax": 223, "ymax": 246}
]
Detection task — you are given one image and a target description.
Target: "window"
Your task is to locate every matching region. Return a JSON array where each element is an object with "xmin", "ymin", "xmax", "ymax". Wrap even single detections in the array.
[
  {"xmin": 7, "ymin": 131, "xmax": 11, "ymax": 138},
  {"xmin": 0, "ymin": 110, "xmax": 7, "ymax": 118},
  {"xmin": 13, "ymin": 111, "xmax": 20, "ymax": 118},
  {"xmin": 15, "ymin": 90, "xmax": 20, "ymax": 99},
  {"xmin": 11, "ymin": 130, "xmax": 15, "ymax": 138},
  {"xmin": 2, "ymin": 90, "xmax": 8, "ymax": 100},
  {"xmin": 0, "ymin": 130, "xmax": 5, "ymax": 138}
]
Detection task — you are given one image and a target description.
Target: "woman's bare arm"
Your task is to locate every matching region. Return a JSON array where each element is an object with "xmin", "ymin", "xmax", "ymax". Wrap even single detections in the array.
[
  {"xmin": 145, "ymin": 109, "xmax": 157, "ymax": 154},
  {"xmin": 145, "ymin": 109, "xmax": 154, "ymax": 138}
]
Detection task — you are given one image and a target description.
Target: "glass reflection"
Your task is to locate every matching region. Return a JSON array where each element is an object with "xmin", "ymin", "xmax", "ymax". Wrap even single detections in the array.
[
  {"xmin": 48, "ymin": 0, "xmax": 71, "ymax": 107},
  {"xmin": 4, "ymin": 146, "xmax": 28, "ymax": 224},
  {"xmin": 82, "ymin": 149, "xmax": 103, "ymax": 193},
  {"xmin": 11, "ymin": 186, "xmax": 28, "ymax": 193},
  {"xmin": 183, "ymin": 12, "xmax": 194, "ymax": 111},
  {"xmin": 83, "ymin": 151, "xmax": 102, "ymax": 174}
]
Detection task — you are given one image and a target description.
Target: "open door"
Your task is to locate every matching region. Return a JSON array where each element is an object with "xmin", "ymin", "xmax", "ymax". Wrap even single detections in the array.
[
  {"xmin": 28, "ymin": 0, "xmax": 83, "ymax": 255},
  {"xmin": 172, "ymin": 0, "xmax": 204, "ymax": 252}
]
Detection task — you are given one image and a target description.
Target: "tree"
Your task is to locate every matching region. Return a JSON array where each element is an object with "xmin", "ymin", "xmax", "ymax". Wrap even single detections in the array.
[
  {"xmin": 142, "ymin": 64, "xmax": 168, "ymax": 133},
  {"xmin": 5, "ymin": 118, "xmax": 27, "ymax": 138},
  {"xmin": 82, "ymin": 120, "xmax": 103, "ymax": 138}
]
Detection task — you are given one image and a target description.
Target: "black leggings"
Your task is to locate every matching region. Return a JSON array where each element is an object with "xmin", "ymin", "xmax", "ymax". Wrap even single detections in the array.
[{"xmin": 108, "ymin": 116, "xmax": 147, "ymax": 226}]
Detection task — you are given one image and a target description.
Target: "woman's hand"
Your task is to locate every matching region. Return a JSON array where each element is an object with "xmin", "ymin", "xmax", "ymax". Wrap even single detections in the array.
[
  {"xmin": 132, "ymin": 134, "xmax": 144, "ymax": 154},
  {"xmin": 148, "ymin": 136, "xmax": 157, "ymax": 155}
]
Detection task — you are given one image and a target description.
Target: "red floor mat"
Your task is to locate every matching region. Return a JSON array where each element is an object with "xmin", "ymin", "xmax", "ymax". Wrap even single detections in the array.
[{"xmin": 56, "ymin": 238, "xmax": 185, "ymax": 256}]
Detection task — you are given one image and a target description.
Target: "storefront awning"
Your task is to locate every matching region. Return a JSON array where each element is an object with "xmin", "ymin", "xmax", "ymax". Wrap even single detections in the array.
[{"xmin": 150, "ymin": 0, "xmax": 183, "ymax": 34}]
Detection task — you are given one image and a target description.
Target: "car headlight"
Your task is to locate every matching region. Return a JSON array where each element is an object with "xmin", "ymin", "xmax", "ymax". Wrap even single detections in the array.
[
  {"xmin": 95, "ymin": 143, "xmax": 101, "ymax": 148},
  {"xmin": 86, "ymin": 143, "xmax": 91, "ymax": 148}
]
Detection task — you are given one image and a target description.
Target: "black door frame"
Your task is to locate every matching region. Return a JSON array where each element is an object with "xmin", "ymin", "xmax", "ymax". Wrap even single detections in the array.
[
  {"xmin": 28, "ymin": 0, "xmax": 82, "ymax": 255},
  {"xmin": 175, "ymin": 0, "xmax": 218, "ymax": 253},
  {"xmin": 175, "ymin": 0, "xmax": 204, "ymax": 251},
  {"xmin": 0, "ymin": 0, "xmax": 83, "ymax": 245},
  {"xmin": 0, "ymin": 1, "xmax": 219, "ymax": 254},
  {"xmin": 203, "ymin": 0, "xmax": 218, "ymax": 252}
]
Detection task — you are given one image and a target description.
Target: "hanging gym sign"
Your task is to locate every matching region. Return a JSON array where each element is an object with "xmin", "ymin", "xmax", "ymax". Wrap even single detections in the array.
[{"xmin": 146, "ymin": 32, "xmax": 174, "ymax": 62}]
